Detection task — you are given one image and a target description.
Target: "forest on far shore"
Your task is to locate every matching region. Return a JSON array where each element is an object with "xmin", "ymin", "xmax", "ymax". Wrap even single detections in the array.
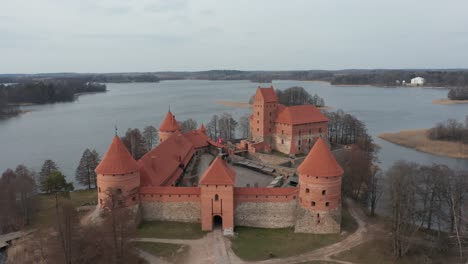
[{"xmin": 0, "ymin": 80, "xmax": 106, "ymax": 119}]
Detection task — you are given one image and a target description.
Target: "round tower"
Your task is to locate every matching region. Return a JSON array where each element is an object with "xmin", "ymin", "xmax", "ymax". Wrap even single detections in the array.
[
  {"xmin": 95, "ymin": 135, "xmax": 140, "ymax": 208},
  {"xmin": 159, "ymin": 110, "xmax": 180, "ymax": 143},
  {"xmin": 294, "ymin": 138, "xmax": 343, "ymax": 234}
]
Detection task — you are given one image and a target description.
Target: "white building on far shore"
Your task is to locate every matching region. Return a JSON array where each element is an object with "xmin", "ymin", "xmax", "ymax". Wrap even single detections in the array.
[{"xmin": 411, "ymin": 77, "xmax": 426, "ymax": 86}]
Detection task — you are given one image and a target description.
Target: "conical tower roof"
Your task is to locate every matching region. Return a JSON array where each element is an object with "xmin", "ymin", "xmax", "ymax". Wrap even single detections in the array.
[
  {"xmin": 159, "ymin": 111, "xmax": 180, "ymax": 132},
  {"xmin": 199, "ymin": 156, "xmax": 236, "ymax": 185},
  {"xmin": 199, "ymin": 123, "xmax": 206, "ymax": 134},
  {"xmin": 95, "ymin": 136, "xmax": 139, "ymax": 175},
  {"xmin": 297, "ymin": 138, "xmax": 344, "ymax": 177}
]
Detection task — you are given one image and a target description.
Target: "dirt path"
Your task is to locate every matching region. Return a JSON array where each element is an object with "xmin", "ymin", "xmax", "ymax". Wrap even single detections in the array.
[{"xmin": 136, "ymin": 199, "xmax": 375, "ymax": 264}]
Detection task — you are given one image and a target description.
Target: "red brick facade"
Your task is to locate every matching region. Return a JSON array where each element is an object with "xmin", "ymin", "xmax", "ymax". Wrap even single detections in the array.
[{"xmin": 249, "ymin": 86, "xmax": 328, "ymax": 155}]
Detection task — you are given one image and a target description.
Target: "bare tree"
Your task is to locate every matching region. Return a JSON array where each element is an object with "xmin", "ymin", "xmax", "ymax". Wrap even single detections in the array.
[
  {"xmin": 179, "ymin": 118, "xmax": 198, "ymax": 133},
  {"xmin": 238, "ymin": 113, "xmax": 250, "ymax": 139},
  {"xmin": 142, "ymin": 125, "xmax": 158, "ymax": 150},
  {"xmin": 387, "ymin": 161, "xmax": 423, "ymax": 258},
  {"xmin": 218, "ymin": 112, "xmax": 238, "ymax": 140},
  {"xmin": 75, "ymin": 149, "xmax": 100, "ymax": 189},
  {"xmin": 207, "ymin": 114, "xmax": 219, "ymax": 140},
  {"xmin": 367, "ymin": 168, "xmax": 382, "ymax": 217},
  {"xmin": 121, "ymin": 128, "xmax": 147, "ymax": 160}
]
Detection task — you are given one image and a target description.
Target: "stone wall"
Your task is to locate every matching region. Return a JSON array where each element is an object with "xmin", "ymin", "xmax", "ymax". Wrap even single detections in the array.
[
  {"xmin": 235, "ymin": 200, "xmax": 297, "ymax": 228},
  {"xmin": 141, "ymin": 201, "xmax": 201, "ymax": 223},
  {"xmin": 294, "ymin": 206, "xmax": 341, "ymax": 234}
]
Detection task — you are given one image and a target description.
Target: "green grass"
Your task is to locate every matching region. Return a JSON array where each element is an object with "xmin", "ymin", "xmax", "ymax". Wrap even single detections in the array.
[
  {"xmin": 332, "ymin": 239, "xmax": 464, "ymax": 264},
  {"xmin": 135, "ymin": 242, "xmax": 188, "ymax": 263},
  {"xmin": 33, "ymin": 189, "xmax": 97, "ymax": 228},
  {"xmin": 231, "ymin": 206, "xmax": 357, "ymax": 261},
  {"xmin": 231, "ymin": 227, "xmax": 341, "ymax": 261},
  {"xmin": 137, "ymin": 221, "xmax": 207, "ymax": 239}
]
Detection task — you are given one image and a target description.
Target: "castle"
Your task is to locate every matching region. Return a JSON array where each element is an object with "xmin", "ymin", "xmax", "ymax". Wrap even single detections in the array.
[
  {"xmin": 242, "ymin": 86, "xmax": 328, "ymax": 155},
  {"xmin": 95, "ymin": 86, "xmax": 343, "ymax": 235}
]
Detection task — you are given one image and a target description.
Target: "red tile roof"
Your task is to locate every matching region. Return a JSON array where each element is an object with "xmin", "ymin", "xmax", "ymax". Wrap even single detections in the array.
[
  {"xmin": 138, "ymin": 132, "xmax": 195, "ymax": 186},
  {"xmin": 95, "ymin": 136, "xmax": 139, "ymax": 175},
  {"xmin": 297, "ymin": 138, "xmax": 344, "ymax": 177},
  {"xmin": 255, "ymin": 86, "xmax": 278, "ymax": 103},
  {"xmin": 183, "ymin": 130, "xmax": 210, "ymax": 149},
  {"xmin": 199, "ymin": 156, "xmax": 236, "ymax": 185},
  {"xmin": 275, "ymin": 105, "xmax": 328, "ymax": 125},
  {"xmin": 159, "ymin": 111, "xmax": 180, "ymax": 132}
]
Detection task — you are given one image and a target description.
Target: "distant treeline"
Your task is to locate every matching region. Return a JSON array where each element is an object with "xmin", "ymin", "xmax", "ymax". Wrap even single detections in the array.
[
  {"xmin": 0, "ymin": 80, "xmax": 106, "ymax": 118},
  {"xmin": 0, "ymin": 73, "xmax": 160, "ymax": 84},
  {"xmin": 2, "ymin": 69, "xmax": 468, "ymax": 87},
  {"xmin": 330, "ymin": 70, "xmax": 468, "ymax": 87}
]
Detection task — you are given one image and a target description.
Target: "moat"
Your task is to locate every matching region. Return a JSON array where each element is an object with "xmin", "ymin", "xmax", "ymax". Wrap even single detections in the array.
[{"xmin": 0, "ymin": 80, "xmax": 467, "ymax": 184}]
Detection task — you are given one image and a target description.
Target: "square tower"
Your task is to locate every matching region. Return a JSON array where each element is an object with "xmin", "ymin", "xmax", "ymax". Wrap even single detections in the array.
[{"xmin": 250, "ymin": 86, "xmax": 278, "ymax": 144}]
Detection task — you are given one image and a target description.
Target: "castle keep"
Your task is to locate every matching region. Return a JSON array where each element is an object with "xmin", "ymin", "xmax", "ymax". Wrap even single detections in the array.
[{"xmin": 95, "ymin": 86, "xmax": 343, "ymax": 235}]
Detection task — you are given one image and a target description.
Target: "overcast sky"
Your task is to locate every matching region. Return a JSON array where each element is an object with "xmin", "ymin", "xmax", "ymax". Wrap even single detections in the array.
[{"xmin": 1, "ymin": 0, "xmax": 468, "ymax": 73}]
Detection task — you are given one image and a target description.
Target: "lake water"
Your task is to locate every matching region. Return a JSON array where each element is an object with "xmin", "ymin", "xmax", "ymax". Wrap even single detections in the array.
[{"xmin": 0, "ymin": 80, "xmax": 467, "ymax": 186}]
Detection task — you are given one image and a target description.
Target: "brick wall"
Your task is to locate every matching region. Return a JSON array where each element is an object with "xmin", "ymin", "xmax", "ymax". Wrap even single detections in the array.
[
  {"xmin": 294, "ymin": 206, "xmax": 341, "ymax": 234},
  {"xmin": 235, "ymin": 201, "xmax": 297, "ymax": 228},
  {"xmin": 141, "ymin": 201, "xmax": 201, "ymax": 223},
  {"xmin": 140, "ymin": 187, "xmax": 201, "ymax": 223},
  {"xmin": 233, "ymin": 187, "xmax": 298, "ymax": 228}
]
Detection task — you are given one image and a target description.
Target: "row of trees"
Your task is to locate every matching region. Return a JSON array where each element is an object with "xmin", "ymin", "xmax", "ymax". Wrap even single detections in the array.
[
  {"xmin": 275, "ymin": 86, "xmax": 325, "ymax": 107},
  {"xmin": 1, "ymin": 80, "xmax": 106, "ymax": 105},
  {"xmin": 387, "ymin": 161, "xmax": 468, "ymax": 259},
  {"xmin": 248, "ymin": 86, "xmax": 325, "ymax": 107},
  {"xmin": 331, "ymin": 70, "xmax": 468, "ymax": 87},
  {"xmin": 0, "ymin": 165, "xmax": 37, "ymax": 234},
  {"xmin": 427, "ymin": 118, "xmax": 468, "ymax": 144},
  {"xmin": 448, "ymin": 87, "xmax": 468, "ymax": 100},
  {"xmin": 207, "ymin": 113, "xmax": 239, "ymax": 141},
  {"xmin": 6, "ymin": 187, "xmax": 141, "ymax": 264}
]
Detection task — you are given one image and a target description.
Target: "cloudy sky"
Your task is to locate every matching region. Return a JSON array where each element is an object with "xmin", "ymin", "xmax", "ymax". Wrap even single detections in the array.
[{"xmin": 1, "ymin": 0, "xmax": 468, "ymax": 73}]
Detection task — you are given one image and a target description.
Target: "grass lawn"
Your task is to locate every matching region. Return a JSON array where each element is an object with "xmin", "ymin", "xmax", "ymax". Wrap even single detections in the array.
[
  {"xmin": 135, "ymin": 242, "xmax": 188, "ymax": 263},
  {"xmin": 332, "ymin": 239, "xmax": 464, "ymax": 264},
  {"xmin": 32, "ymin": 189, "xmax": 97, "ymax": 228},
  {"xmin": 231, "ymin": 206, "xmax": 357, "ymax": 261},
  {"xmin": 137, "ymin": 221, "xmax": 207, "ymax": 239}
]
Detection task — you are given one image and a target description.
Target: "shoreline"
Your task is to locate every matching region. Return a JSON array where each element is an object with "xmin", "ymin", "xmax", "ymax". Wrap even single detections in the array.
[
  {"xmin": 432, "ymin": 98, "xmax": 468, "ymax": 105},
  {"xmin": 378, "ymin": 129, "xmax": 468, "ymax": 159}
]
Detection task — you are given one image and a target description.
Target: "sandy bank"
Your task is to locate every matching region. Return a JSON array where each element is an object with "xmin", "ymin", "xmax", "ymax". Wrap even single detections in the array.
[
  {"xmin": 216, "ymin": 100, "xmax": 331, "ymax": 110},
  {"xmin": 378, "ymin": 129, "xmax": 468, "ymax": 159},
  {"xmin": 432, "ymin": 98, "xmax": 468, "ymax": 105}
]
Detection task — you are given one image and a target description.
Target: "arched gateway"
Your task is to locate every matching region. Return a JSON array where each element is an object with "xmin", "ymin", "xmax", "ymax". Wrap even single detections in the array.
[{"xmin": 199, "ymin": 156, "xmax": 236, "ymax": 235}]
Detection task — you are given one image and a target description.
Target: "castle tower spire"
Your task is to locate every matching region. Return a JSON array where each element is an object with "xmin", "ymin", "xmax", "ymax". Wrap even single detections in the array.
[{"xmin": 158, "ymin": 110, "xmax": 180, "ymax": 143}]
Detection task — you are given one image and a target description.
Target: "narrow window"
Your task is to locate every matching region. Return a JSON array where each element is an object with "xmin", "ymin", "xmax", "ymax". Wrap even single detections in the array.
[
  {"xmin": 132, "ymin": 196, "xmax": 136, "ymax": 201},
  {"xmin": 214, "ymin": 194, "xmax": 219, "ymax": 201},
  {"xmin": 298, "ymin": 140, "xmax": 301, "ymax": 145},
  {"xmin": 117, "ymin": 188, "xmax": 122, "ymax": 194},
  {"xmin": 257, "ymin": 111, "xmax": 260, "ymax": 116},
  {"xmin": 305, "ymin": 188, "xmax": 310, "ymax": 193},
  {"xmin": 257, "ymin": 120, "xmax": 259, "ymax": 124},
  {"xmin": 282, "ymin": 130, "xmax": 284, "ymax": 135},
  {"xmin": 322, "ymin": 190, "xmax": 326, "ymax": 195},
  {"xmin": 257, "ymin": 128, "xmax": 259, "ymax": 132},
  {"xmin": 311, "ymin": 201, "xmax": 316, "ymax": 206},
  {"xmin": 325, "ymin": 202, "xmax": 329, "ymax": 207},
  {"xmin": 98, "ymin": 187, "xmax": 101, "ymax": 193},
  {"xmin": 281, "ymin": 139, "xmax": 284, "ymax": 144}
]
